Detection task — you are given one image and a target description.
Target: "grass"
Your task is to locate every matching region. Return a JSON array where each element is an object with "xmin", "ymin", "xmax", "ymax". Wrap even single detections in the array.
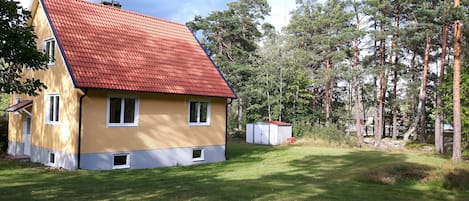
[{"xmin": 1, "ymin": 141, "xmax": 469, "ymax": 201}]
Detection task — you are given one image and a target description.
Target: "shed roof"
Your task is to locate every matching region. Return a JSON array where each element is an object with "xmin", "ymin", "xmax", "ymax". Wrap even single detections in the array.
[
  {"xmin": 267, "ymin": 121, "xmax": 291, "ymax": 126},
  {"xmin": 5, "ymin": 100, "xmax": 33, "ymax": 112},
  {"xmin": 41, "ymin": 0, "xmax": 236, "ymax": 98}
]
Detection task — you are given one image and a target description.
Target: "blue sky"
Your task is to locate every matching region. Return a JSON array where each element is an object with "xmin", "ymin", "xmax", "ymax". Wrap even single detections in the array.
[
  {"xmin": 20, "ymin": 0, "xmax": 299, "ymax": 31},
  {"xmin": 89, "ymin": 0, "xmax": 298, "ymax": 31},
  {"xmin": 105, "ymin": 0, "xmax": 231, "ymax": 23}
]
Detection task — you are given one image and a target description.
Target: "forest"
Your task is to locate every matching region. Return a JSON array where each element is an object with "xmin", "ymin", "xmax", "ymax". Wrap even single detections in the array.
[{"xmin": 186, "ymin": 0, "xmax": 468, "ymax": 160}]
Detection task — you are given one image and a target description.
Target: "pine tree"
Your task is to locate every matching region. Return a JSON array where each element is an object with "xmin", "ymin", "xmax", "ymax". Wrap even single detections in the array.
[
  {"xmin": 287, "ymin": 0, "xmax": 354, "ymax": 126},
  {"xmin": 451, "ymin": 0, "xmax": 462, "ymax": 161},
  {"xmin": 187, "ymin": 0, "xmax": 270, "ymax": 131}
]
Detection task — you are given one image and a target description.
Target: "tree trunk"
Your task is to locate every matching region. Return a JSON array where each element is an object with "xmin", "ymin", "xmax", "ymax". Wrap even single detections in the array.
[
  {"xmin": 373, "ymin": 76, "xmax": 378, "ymax": 138},
  {"xmin": 325, "ymin": 59, "xmax": 332, "ymax": 126},
  {"xmin": 353, "ymin": 5, "xmax": 363, "ymax": 144},
  {"xmin": 452, "ymin": 0, "xmax": 462, "ymax": 161},
  {"xmin": 353, "ymin": 38, "xmax": 362, "ymax": 144},
  {"xmin": 404, "ymin": 52, "xmax": 419, "ymax": 142},
  {"xmin": 391, "ymin": 11, "xmax": 400, "ymax": 140},
  {"xmin": 376, "ymin": 39, "xmax": 385, "ymax": 143},
  {"xmin": 279, "ymin": 63, "xmax": 283, "ymax": 122},
  {"xmin": 435, "ymin": 23, "xmax": 448, "ymax": 154},
  {"xmin": 372, "ymin": 21, "xmax": 379, "ymax": 139},
  {"xmin": 237, "ymin": 98, "xmax": 243, "ymax": 131},
  {"xmin": 418, "ymin": 35, "xmax": 431, "ymax": 142},
  {"xmin": 392, "ymin": 68, "xmax": 398, "ymax": 140}
]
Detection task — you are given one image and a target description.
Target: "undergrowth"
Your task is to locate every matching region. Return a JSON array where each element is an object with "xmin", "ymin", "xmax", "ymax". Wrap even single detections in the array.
[{"xmin": 293, "ymin": 123, "xmax": 359, "ymax": 147}]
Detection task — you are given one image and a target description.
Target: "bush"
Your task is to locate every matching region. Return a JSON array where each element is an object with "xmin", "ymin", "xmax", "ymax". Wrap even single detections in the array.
[
  {"xmin": 0, "ymin": 114, "xmax": 8, "ymax": 154},
  {"xmin": 232, "ymin": 130, "xmax": 244, "ymax": 139},
  {"xmin": 293, "ymin": 122, "xmax": 358, "ymax": 147}
]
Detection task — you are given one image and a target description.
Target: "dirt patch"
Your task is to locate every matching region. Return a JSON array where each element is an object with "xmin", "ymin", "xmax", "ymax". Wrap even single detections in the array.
[
  {"xmin": 364, "ymin": 164, "xmax": 432, "ymax": 185},
  {"xmin": 443, "ymin": 169, "xmax": 469, "ymax": 191}
]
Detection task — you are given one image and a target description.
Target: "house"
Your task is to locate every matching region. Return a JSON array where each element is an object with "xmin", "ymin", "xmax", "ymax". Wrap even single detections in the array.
[{"xmin": 6, "ymin": 0, "xmax": 236, "ymax": 170}]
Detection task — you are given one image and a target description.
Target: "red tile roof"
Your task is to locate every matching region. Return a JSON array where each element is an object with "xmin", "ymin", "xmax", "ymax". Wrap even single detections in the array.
[{"xmin": 41, "ymin": 0, "xmax": 236, "ymax": 98}]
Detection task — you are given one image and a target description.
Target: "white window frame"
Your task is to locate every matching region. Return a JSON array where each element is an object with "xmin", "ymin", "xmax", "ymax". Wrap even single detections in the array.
[
  {"xmin": 106, "ymin": 95, "xmax": 140, "ymax": 127},
  {"xmin": 45, "ymin": 93, "xmax": 60, "ymax": 125},
  {"xmin": 49, "ymin": 152, "xmax": 55, "ymax": 164},
  {"xmin": 188, "ymin": 100, "xmax": 211, "ymax": 126},
  {"xmin": 43, "ymin": 38, "xmax": 56, "ymax": 66},
  {"xmin": 112, "ymin": 153, "xmax": 130, "ymax": 169},
  {"xmin": 192, "ymin": 148, "xmax": 204, "ymax": 161}
]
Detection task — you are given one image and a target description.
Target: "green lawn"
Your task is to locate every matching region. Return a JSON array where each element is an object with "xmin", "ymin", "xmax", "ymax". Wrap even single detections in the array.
[{"xmin": 1, "ymin": 142, "xmax": 468, "ymax": 201}]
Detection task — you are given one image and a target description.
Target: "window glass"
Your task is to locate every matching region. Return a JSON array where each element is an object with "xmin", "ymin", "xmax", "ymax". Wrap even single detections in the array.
[
  {"xmin": 193, "ymin": 149, "xmax": 202, "ymax": 159},
  {"xmin": 25, "ymin": 117, "xmax": 31, "ymax": 135},
  {"xmin": 199, "ymin": 102, "xmax": 208, "ymax": 123},
  {"xmin": 108, "ymin": 97, "xmax": 138, "ymax": 126},
  {"xmin": 49, "ymin": 153, "xmax": 55, "ymax": 164},
  {"xmin": 109, "ymin": 98, "xmax": 121, "ymax": 123},
  {"xmin": 54, "ymin": 96, "xmax": 59, "ymax": 121},
  {"xmin": 49, "ymin": 96, "xmax": 54, "ymax": 122},
  {"xmin": 189, "ymin": 102, "xmax": 198, "ymax": 123},
  {"xmin": 189, "ymin": 101, "xmax": 209, "ymax": 124},
  {"xmin": 113, "ymin": 155, "xmax": 127, "ymax": 166},
  {"xmin": 123, "ymin": 98, "xmax": 135, "ymax": 123},
  {"xmin": 50, "ymin": 40, "xmax": 55, "ymax": 63},
  {"xmin": 46, "ymin": 94, "xmax": 59, "ymax": 124},
  {"xmin": 45, "ymin": 39, "xmax": 55, "ymax": 64}
]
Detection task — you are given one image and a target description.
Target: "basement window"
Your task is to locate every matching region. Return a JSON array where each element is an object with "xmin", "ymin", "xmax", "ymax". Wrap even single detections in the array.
[
  {"xmin": 113, "ymin": 154, "xmax": 130, "ymax": 169},
  {"xmin": 49, "ymin": 152, "xmax": 55, "ymax": 164},
  {"xmin": 192, "ymin": 148, "xmax": 204, "ymax": 161}
]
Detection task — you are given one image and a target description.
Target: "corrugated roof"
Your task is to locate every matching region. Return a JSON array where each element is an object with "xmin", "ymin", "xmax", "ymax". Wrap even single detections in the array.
[{"xmin": 41, "ymin": 0, "xmax": 236, "ymax": 98}]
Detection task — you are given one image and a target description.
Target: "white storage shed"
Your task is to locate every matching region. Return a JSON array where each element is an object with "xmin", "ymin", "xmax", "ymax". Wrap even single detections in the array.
[{"xmin": 246, "ymin": 121, "xmax": 292, "ymax": 145}]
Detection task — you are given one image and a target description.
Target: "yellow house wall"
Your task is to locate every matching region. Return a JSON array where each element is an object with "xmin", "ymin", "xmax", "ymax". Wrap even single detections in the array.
[
  {"xmin": 81, "ymin": 90, "xmax": 227, "ymax": 153},
  {"xmin": 8, "ymin": 95, "xmax": 24, "ymax": 143},
  {"xmin": 8, "ymin": 1, "xmax": 80, "ymax": 154}
]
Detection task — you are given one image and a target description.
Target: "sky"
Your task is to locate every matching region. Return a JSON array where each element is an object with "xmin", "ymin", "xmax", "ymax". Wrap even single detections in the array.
[{"xmin": 19, "ymin": 0, "xmax": 299, "ymax": 32}]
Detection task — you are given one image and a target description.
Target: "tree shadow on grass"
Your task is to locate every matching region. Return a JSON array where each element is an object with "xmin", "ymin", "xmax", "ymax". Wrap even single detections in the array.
[
  {"xmin": 1, "ymin": 149, "xmax": 468, "ymax": 201},
  {"xmin": 443, "ymin": 168, "xmax": 469, "ymax": 191}
]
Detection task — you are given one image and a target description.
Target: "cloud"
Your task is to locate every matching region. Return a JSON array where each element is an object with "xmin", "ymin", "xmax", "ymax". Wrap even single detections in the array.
[{"xmin": 265, "ymin": 0, "xmax": 297, "ymax": 32}]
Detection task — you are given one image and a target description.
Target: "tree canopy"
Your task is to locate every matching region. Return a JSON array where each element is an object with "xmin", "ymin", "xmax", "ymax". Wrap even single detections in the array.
[{"xmin": 0, "ymin": 0, "xmax": 48, "ymax": 96}]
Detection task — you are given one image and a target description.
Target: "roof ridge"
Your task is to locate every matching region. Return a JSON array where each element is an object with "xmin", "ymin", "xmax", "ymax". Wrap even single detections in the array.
[{"xmin": 77, "ymin": 0, "xmax": 187, "ymax": 27}]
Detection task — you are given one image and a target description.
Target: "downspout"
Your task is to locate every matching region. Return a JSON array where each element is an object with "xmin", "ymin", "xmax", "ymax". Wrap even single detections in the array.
[
  {"xmin": 77, "ymin": 88, "xmax": 88, "ymax": 169},
  {"xmin": 225, "ymin": 98, "xmax": 232, "ymax": 160}
]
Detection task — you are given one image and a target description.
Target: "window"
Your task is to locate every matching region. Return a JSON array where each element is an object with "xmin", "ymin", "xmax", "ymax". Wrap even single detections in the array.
[
  {"xmin": 46, "ymin": 94, "xmax": 59, "ymax": 124},
  {"xmin": 44, "ymin": 38, "xmax": 55, "ymax": 65},
  {"xmin": 188, "ymin": 101, "xmax": 210, "ymax": 125},
  {"xmin": 192, "ymin": 148, "xmax": 204, "ymax": 161},
  {"xmin": 113, "ymin": 154, "xmax": 129, "ymax": 169},
  {"xmin": 107, "ymin": 96, "xmax": 139, "ymax": 127},
  {"xmin": 49, "ymin": 152, "xmax": 55, "ymax": 164}
]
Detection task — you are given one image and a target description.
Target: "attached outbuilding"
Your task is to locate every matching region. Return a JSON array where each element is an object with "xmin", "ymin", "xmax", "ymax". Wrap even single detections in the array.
[{"xmin": 246, "ymin": 121, "xmax": 292, "ymax": 145}]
